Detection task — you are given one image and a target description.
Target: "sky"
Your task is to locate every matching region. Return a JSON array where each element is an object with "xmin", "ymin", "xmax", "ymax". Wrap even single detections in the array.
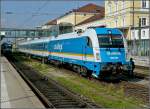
[{"xmin": 1, "ymin": 0, "xmax": 104, "ymax": 29}]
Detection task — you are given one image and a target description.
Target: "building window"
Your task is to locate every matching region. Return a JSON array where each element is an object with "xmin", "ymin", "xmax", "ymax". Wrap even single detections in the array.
[
  {"xmin": 108, "ymin": 1, "xmax": 112, "ymax": 14},
  {"xmin": 140, "ymin": 18, "xmax": 147, "ymax": 26},
  {"xmin": 115, "ymin": 2, "xmax": 118, "ymax": 12},
  {"xmin": 109, "ymin": 4, "xmax": 111, "ymax": 14},
  {"xmin": 132, "ymin": 31, "xmax": 135, "ymax": 39},
  {"xmin": 142, "ymin": 30, "xmax": 145, "ymax": 37},
  {"xmin": 122, "ymin": 16, "xmax": 125, "ymax": 27},
  {"xmin": 142, "ymin": 0, "xmax": 147, "ymax": 8},
  {"xmin": 115, "ymin": 19, "xmax": 118, "ymax": 27},
  {"xmin": 122, "ymin": 0, "xmax": 125, "ymax": 9},
  {"xmin": 139, "ymin": 18, "xmax": 142, "ymax": 26}
]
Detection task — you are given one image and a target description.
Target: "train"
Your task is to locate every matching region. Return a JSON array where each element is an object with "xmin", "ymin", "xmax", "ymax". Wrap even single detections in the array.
[
  {"xmin": 17, "ymin": 27, "xmax": 132, "ymax": 79},
  {"xmin": 1, "ymin": 43, "xmax": 12, "ymax": 55}
]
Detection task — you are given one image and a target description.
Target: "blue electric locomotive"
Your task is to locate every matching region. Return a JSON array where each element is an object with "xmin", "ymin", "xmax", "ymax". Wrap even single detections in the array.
[{"xmin": 18, "ymin": 28, "xmax": 131, "ymax": 78}]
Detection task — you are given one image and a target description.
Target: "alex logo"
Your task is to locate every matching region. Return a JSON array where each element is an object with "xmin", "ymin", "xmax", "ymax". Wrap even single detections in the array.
[{"xmin": 54, "ymin": 43, "xmax": 63, "ymax": 50}]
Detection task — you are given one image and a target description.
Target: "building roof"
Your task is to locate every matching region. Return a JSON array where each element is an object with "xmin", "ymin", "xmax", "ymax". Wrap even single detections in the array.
[
  {"xmin": 73, "ymin": 3, "xmax": 104, "ymax": 13},
  {"xmin": 76, "ymin": 14, "xmax": 104, "ymax": 26},
  {"xmin": 45, "ymin": 19, "xmax": 57, "ymax": 25},
  {"xmin": 45, "ymin": 3, "xmax": 104, "ymax": 26},
  {"xmin": 59, "ymin": 3, "xmax": 104, "ymax": 19}
]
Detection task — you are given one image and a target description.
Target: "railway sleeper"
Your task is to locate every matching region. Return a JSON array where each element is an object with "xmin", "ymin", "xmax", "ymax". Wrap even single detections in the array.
[
  {"xmin": 46, "ymin": 94, "xmax": 65, "ymax": 97},
  {"xmin": 51, "ymin": 99, "xmax": 77, "ymax": 103},
  {"xmin": 43, "ymin": 91, "xmax": 62, "ymax": 94},
  {"xmin": 45, "ymin": 91, "xmax": 69, "ymax": 96},
  {"xmin": 55, "ymin": 104, "xmax": 82, "ymax": 108},
  {"xmin": 51, "ymin": 99, "xmax": 86, "ymax": 107},
  {"xmin": 38, "ymin": 89, "xmax": 70, "ymax": 97},
  {"xmin": 46, "ymin": 88, "xmax": 63, "ymax": 92},
  {"xmin": 48, "ymin": 95, "xmax": 71, "ymax": 99},
  {"xmin": 49, "ymin": 97, "xmax": 73, "ymax": 100},
  {"xmin": 45, "ymin": 91, "xmax": 64, "ymax": 95},
  {"xmin": 53, "ymin": 101, "xmax": 79, "ymax": 105},
  {"xmin": 46, "ymin": 91, "xmax": 67, "ymax": 94},
  {"xmin": 48, "ymin": 97, "xmax": 72, "ymax": 101},
  {"xmin": 48, "ymin": 98, "xmax": 73, "ymax": 101}
]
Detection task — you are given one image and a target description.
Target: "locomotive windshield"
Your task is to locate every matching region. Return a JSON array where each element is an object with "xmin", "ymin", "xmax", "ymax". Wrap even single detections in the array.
[{"xmin": 98, "ymin": 35, "xmax": 124, "ymax": 48}]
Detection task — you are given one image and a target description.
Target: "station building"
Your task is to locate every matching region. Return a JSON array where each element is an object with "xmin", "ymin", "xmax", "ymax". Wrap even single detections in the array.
[{"xmin": 42, "ymin": 3, "xmax": 105, "ymax": 34}]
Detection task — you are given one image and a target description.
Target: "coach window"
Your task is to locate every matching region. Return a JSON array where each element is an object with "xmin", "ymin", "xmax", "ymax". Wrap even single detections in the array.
[{"xmin": 87, "ymin": 37, "xmax": 92, "ymax": 48}]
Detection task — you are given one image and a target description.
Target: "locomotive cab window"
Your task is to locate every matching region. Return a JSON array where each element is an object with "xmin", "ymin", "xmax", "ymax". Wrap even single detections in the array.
[
  {"xmin": 98, "ymin": 34, "xmax": 124, "ymax": 48},
  {"xmin": 87, "ymin": 37, "xmax": 92, "ymax": 48}
]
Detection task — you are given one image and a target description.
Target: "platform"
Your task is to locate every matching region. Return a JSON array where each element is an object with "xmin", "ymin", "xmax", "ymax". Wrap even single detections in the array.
[{"xmin": 0, "ymin": 56, "xmax": 45, "ymax": 108}]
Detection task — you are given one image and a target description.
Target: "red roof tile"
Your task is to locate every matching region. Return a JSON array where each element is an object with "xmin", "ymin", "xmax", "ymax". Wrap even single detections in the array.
[
  {"xmin": 73, "ymin": 3, "xmax": 104, "ymax": 13},
  {"xmin": 76, "ymin": 14, "xmax": 104, "ymax": 26}
]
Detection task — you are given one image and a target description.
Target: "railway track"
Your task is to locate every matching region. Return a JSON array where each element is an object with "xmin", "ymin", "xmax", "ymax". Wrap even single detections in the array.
[
  {"xmin": 60, "ymin": 64, "xmax": 150, "ymax": 105},
  {"xmin": 121, "ymin": 81, "xmax": 149, "ymax": 104},
  {"xmin": 47, "ymin": 62, "xmax": 150, "ymax": 105},
  {"xmin": 117, "ymin": 66, "xmax": 149, "ymax": 104},
  {"xmin": 7, "ymin": 56, "xmax": 100, "ymax": 108}
]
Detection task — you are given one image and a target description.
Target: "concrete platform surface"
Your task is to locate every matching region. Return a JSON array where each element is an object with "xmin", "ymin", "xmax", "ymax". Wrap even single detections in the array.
[{"xmin": 0, "ymin": 56, "xmax": 45, "ymax": 108}]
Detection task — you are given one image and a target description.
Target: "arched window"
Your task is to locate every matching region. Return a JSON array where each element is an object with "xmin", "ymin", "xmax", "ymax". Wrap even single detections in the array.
[
  {"xmin": 108, "ymin": 4, "xmax": 111, "ymax": 14},
  {"xmin": 142, "ymin": 0, "xmax": 147, "ymax": 8},
  {"xmin": 107, "ymin": 1, "xmax": 112, "ymax": 15}
]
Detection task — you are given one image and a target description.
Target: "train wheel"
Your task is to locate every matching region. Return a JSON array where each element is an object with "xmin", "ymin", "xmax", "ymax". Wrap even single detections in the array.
[{"xmin": 80, "ymin": 67, "xmax": 88, "ymax": 77}]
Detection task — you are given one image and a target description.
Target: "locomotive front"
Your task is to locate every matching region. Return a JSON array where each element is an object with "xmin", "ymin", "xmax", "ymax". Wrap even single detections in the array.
[{"xmin": 94, "ymin": 28, "xmax": 131, "ymax": 77}]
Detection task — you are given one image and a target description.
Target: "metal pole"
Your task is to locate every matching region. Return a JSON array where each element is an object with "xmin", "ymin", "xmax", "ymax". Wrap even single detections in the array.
[
  {"xmin": 15, "ymin": 30, "xmax": 17, "ymax": 52},
  {"xmin": 138, "ymin": 17, "xmax": 141, "ymax": 56},
  {"xmin": 0, "ymin": 0, "xmax": 2, "ymax": 57},
  {"xmin": 149, "ymin": 0, "xmax": 150, "ymax": 106},
  {"xmin": 132, "ymin": 0, "xmax": 137, "ymax": 56},
  {"xmin": 132, "ymin": 0, "xmax": 136, "ymax": 55},
  {"xmin": 74, "ymin": 10, "xmax": 76, "ymax": 31},
  {"xmin": 0, "ymin": 0, "xmax": 2, "ymax": 93}
]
